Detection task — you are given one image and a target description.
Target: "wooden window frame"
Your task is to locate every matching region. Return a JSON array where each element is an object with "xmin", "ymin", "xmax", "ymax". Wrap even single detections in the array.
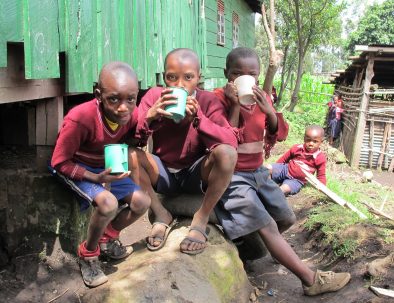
[
  {"xmin": 217, "ymin": 0, "xmax": 225, "ymax": 46},
  {"xmin": 232, "ymin": 12, "xmax": 239, "ymax": 48}
]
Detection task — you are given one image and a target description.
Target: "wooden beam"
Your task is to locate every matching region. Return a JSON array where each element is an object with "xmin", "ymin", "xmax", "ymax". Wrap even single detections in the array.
[
  {"xmin": 35, "ymin": 97, "xmax": 63, "ymax": 145},
  {"xmin": 351, "ymin": 56, "xmax": 375, "ymax": 167},
  {"xmin": 355, "ymin": 45, "xmax": 394, "ymax": 53},
  {"xmin": 373, "ymin": 57, "xmax": 394, "ymax": 62},
  {"xmin": 368, "ymin": 120, "xmax": 374, "ymax": 168},
  {"xmin": 349, "ymin": 56, "xmax": 360, "ymax": 60},
  {"xmin": 301, "ymin": 168, "xmax": 367, "ymax": 219},
  {"xmin": 352, "ymin": 68, "xmax": 361, "ymax": 89},
  {"xmin": 388, "ymin": 157, "xmax": 394, "ymax": 172},
  {"xmin": 377, "ymin": 123, "xmax": 390, "ymax": 170}
]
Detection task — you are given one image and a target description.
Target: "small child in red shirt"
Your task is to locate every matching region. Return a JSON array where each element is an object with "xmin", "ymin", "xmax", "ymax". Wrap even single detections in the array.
[
  {"xmin": 215, "ymin": 47, "xmax": 350, "ymax": 296},
  {"xmin": 327, "ymin": 94, "xmax": 344, "ymax": 145},
  {"xmin": 267, "ymin": 125, "xmax": 327, "ymax": 195}
]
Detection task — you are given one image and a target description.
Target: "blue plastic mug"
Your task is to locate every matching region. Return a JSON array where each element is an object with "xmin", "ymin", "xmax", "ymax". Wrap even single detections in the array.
[
  {"xmin": 165, "ymin": 87, "xmax": 188, "ymax": 123},
  {"xmin": 104, "ymin": 144, "xmax": 128, "ymax": 174}
]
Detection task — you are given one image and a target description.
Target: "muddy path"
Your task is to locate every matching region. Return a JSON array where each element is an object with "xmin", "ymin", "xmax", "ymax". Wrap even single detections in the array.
[
  {"xmin": 0, "ymin": 169, "xmax": 392, "ymax": 302},
  {"xmin": 246, "ymin": 193, "xmax": 393, "ymax": 303}
]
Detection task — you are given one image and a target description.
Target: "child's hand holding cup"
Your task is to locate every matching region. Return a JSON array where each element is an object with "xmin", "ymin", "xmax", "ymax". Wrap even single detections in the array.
[
  {"xmin": 164, "ymin": 87, "xmax": 188, "ymax": 123},
  {"xmin": 234, "ymin": 75, "xmax": 257, "ymax": 105}
]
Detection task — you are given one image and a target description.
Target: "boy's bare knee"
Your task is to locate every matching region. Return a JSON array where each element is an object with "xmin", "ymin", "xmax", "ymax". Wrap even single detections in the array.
[
  {"xmin": 130, "ymin": 190, "xmax": 151, "ymax": 215},
  {"xmin": 212, "ymin": 144, "xmax": 237, "ymax": 168},
  {"xmin": 277, "ymin": 213, "xmax": 296, "ymax": 231},
  {"xmin": 95, "ymin": 193, "xmax": 118, "ymax": 217}
]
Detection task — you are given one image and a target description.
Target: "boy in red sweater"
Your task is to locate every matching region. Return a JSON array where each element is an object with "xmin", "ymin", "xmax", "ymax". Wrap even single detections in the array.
[
  {"xmin": 214, "ymin": 47, "xmax": 350, "ymax": 296},
  {"xmin": 267, "ymin": 125, "xmax": 326, "ymax": 195},
  {"xmin": 134, "ymin": 48, "xmax": 238, "ymax": 254},
  {"xmin": 51, "ymin": 62, "xmax": 151, "ymax": 287}
]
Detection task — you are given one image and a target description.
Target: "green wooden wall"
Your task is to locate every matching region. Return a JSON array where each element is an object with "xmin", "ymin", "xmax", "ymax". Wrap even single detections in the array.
[
  {"xmin": 0, "ymin": 0, "xmax": 255, "ymax": 94},
  {"xmin": 203, "ymin": 0, "xmax": 256, "ymax": 90}
]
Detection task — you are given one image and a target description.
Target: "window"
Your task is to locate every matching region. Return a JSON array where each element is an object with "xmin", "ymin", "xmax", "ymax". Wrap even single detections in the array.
[
  {"xmin": 232, "ymin": 12, "xmax": 239, "ymax": 48},
  {"xmin": 217, "ymin": 0, "xmax": 225, "ymax": 46}
]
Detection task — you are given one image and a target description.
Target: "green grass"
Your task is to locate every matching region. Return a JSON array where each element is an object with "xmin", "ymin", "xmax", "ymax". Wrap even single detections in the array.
[
  {"xmin": 303, "ymin": 172, "xmax": 393, "ymax": 259},
  {"xmin": 273, "ymin": 73, "xmax": 334, "ymax": 146}
]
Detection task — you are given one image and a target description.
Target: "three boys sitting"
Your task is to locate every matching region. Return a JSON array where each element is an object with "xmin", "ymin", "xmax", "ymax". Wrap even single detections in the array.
[{"xmin": 51, "ymin": 48, "xmax": 349, "ymax": 296}]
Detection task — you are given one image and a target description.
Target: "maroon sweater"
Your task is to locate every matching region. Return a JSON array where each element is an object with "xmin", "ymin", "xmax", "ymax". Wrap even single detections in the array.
[
  {"xmin": 135, "ymin": 87, "xmax": 238, "ymax": 169},
  {"xmin": 214, "ymin": 87, "xmax": 288, "ymax": 171},
  {"xmin": 51, "ymin": 99, "xmax": 138, "ymax": 180},
  {"xmin": 276, "ymin": 144, "xmax": 327, "ymax": 184}
]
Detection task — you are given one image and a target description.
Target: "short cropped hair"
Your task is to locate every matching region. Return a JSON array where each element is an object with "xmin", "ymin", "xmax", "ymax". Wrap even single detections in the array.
[
  {"xmin": 226, "ymin": 47, "xmax": 260, "ymax": 70},
  {"xmin": 164, "ymin": 48, "xmax": 200, "ymax": 72},
  {"xmin": 305, "ymin": 125, "xmax": 325, "ymax": 137},
  {"xmin": 98, "ymin": 61, "xmax": 137, "ymax": 87}
]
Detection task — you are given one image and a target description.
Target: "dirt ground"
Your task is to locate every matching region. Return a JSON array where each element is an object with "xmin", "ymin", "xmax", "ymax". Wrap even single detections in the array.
[{"xmin": 0, "ymin": 154, "xmax": 392, "ymax": 302}]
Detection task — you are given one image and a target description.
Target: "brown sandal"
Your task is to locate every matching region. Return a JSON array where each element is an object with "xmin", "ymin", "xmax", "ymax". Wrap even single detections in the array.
[
  {"xmin": 146, "ymin": 219, "xmax": 178, "ymax": 251},
  {"xmin": 179, "ymin": 226, "xmax": 208, "ymax": 255}
]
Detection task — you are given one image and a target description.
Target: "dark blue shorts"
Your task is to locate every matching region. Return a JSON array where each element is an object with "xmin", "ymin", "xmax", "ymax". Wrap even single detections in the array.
[
  {"xmin": 49, "ymin": 163, "xmax": 140, "ymax": 211},
  {"xmin": 152, "ymin": 155, "xmax": 206, "ymax": 195},
  {"xmin": 329, "ymin": 119, "xmax": 341, "ymax": 139},
  {"xmin": 271, "ymin": 163, "xmax": 304, "ymax": 195},
  {"xmin": 215, "ymin": 166, "xmax": 295, "ymax": 240}
]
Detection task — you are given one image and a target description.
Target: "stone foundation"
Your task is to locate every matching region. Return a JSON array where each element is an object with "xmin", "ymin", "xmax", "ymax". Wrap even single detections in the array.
[{"xmin": 0, "ymin": 168, "xmax": 90, "ymax": 267}]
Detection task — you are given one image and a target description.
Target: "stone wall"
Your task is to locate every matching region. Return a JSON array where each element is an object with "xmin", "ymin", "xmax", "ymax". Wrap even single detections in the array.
[{"xmin": 0, "ymin": 168, "xmax": 90, "ymax": 267}]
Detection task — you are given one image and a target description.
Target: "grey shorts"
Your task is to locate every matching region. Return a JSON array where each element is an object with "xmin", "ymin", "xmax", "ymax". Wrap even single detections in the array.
[
  {"xmin": 152, "ymin": 154, "xmax": 206, "ymax": 195},
  {"xmin": 214, "ymin": 166, "xmax": 295, "ymax": 240}
]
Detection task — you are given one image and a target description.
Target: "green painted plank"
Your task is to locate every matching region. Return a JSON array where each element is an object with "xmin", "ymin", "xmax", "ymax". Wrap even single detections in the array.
[
  {"xmin": 206, "ymin": 54, "xmax": 226, "ymax": 69},
  {"xmin": 132, "ymin": 0, "xmax": 146, "ymax": 87},
  {"xmin": 2, "ymin": 1, "xmax": 24, "ymax": 42},
  {"xmin": 23, "ymin": 0, "xmax": 60, "ymax": 79},
  {"xmin": 121, "ymin": 0, "xmax": 134, "ymax": 66},
  {"xmin": 0, "ymin": 1, "xmax": 24, "ymax": 67},
  {"xmin": 145, "ymin": 0, "xmax": 156, "ymax": 87},
  {"xmin": 0, "ymin": 1, "xmax": 6, "ymax": 67},
  {"xmin": 65, "ymin": 0, "xmax": 97, "ymax": 92},
  {"xmin": 57, "ymin": 0, "xmax": 66, "ymax": 52}
]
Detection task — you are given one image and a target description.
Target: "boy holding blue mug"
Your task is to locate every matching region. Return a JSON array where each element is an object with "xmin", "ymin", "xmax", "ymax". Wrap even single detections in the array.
[
  {"xmin": 51, "ymin": 62, "xmax": 150, "ymax": 287},
  {"xmin": 135, "ymin": 48, "xmax": 238, "ymax": 254}
]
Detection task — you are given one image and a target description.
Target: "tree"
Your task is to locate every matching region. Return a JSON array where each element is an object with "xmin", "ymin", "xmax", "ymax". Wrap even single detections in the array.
[
  {"xmin": 260, "ymin": 1, "xmax": 284, "ymax": 96},
  {"xmin": 346, "ymin": 0, "xmax": 394, "ymax": 54},
  {"xmin": 284, "ymin": 0, "xmax": 343, "ymax": 111}
]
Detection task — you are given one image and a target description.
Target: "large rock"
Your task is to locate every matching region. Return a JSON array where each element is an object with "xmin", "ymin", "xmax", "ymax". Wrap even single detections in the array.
[
  {"xmin": 162, "ymin": 194, "xmax": 268, "ymax": 261},
  {"xmin": 83, "ymin": 220, "xmax": 252, "ymax": 303}
]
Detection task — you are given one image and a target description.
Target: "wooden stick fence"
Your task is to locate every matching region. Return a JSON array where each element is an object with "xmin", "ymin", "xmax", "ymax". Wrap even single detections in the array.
[{"xmin": 300, "ymin": 167, "xmax": 367, "ymax": 219}]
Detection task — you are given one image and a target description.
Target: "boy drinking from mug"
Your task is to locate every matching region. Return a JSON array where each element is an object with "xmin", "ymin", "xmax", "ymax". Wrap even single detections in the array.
[
  {"xmin": 134, "ymin": 48, "xmax": 238, "ymax": 255},
  {"xmin": 214, "ymin": 47, "xmax": 350, "ymax": 296}
]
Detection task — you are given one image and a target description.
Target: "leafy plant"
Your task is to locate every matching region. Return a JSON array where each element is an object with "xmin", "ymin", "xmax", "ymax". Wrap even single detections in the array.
[{"xmin": 346, "ymin": 0, "xmax": 394, "ymax": 54}]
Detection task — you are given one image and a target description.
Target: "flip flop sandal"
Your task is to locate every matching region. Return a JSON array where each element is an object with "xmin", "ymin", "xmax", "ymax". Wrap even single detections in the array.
[
  {"xmin": 146, "ymin": 218, "xmax": 178, "ymax": 251},
  {"xmin": 180, "ymin": 226, "xmax": 209, "ymax": 255}
]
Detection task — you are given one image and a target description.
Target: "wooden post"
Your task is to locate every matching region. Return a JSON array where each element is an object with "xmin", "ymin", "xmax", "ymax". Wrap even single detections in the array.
[
  {"xmin": 352, "ymin": 68, "xmax": 360, "ymax": 89},
  {"xmin": 389, "ymin": 158, "xmax": 394, "ymax": 172},
  {"xmin": 350, "ymin": 55, "xmax": 375, "ymax": 168},
  {"xmin": 377, "ymin": 123, "xmax": 390, "ymax": 170},
  {"xmin": 36, "ymin": 96, "xmax": 63, "ymax": 172},
  {"xmin": 368, "ymin": 119, "xmax": 374, "ymax": 168},
  {"xmin": 385, "ymin": 123, "xmax": 392, "ymax": 169}
]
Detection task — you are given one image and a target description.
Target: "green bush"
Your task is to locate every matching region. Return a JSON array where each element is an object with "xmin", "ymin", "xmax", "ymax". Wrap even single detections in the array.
[{"xmin": 274, "ymin": 73, "xmax": 334, "ymax": 144}]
